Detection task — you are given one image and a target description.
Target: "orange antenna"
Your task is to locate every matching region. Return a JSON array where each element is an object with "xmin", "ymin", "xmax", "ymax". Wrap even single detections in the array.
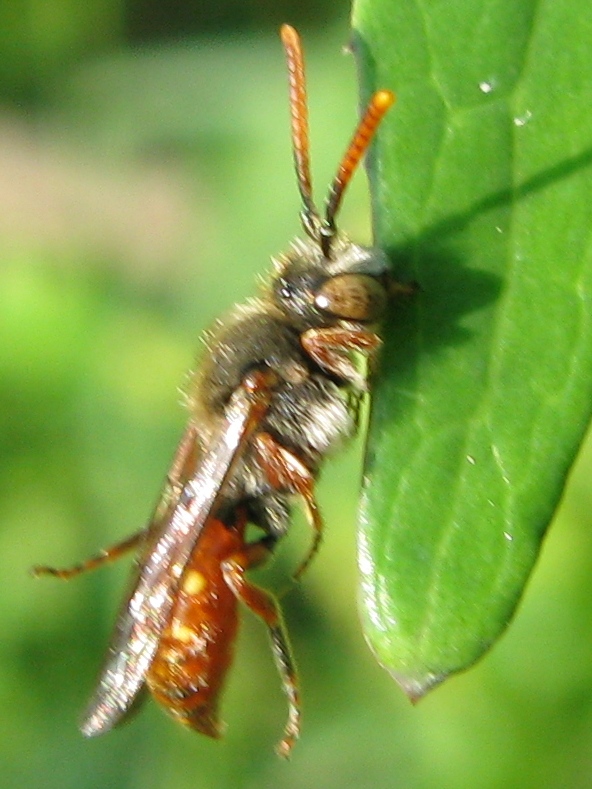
[
  {"xmin": 280, "ymin": 24, "xmax": 320, "ymax": 240},
  {"xmin": 323, "ymin": 90, "xmax": 395, "ymax": 253},
  {"xmin": 281, "ymin": 25, "xmax": 395, "ymax": 258}
]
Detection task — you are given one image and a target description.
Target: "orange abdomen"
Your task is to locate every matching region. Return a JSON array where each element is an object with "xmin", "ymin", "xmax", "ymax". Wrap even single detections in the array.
[{"xmin": 146, "ymin": 518, "xmax": 242, "ymax": 738}]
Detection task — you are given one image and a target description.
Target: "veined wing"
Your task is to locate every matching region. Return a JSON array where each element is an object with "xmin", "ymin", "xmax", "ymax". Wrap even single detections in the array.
[{"xmin": 81, "ymin": 371, "xmax": 274, "ymax": 736}]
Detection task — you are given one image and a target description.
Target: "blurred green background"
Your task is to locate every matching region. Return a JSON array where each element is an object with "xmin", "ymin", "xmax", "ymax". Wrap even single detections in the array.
[{"xmin": 2, "ymin": 2, "xmax": 592, "ymax": 788}]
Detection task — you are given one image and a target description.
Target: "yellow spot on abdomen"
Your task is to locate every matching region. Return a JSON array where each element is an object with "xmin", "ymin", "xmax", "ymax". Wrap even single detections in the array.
[
  {"xmin": 170, "ymin": 619, "xmax": 196, "ymax": 643},
  {"xmin": 182, "ymin": 569, "xmax": 206, "ymax": 596}
]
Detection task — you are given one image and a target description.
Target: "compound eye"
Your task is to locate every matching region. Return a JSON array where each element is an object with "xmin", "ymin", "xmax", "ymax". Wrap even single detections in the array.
[{"xmin": 314, "ymin": 274, "xmax": 387, "ymax": 321}]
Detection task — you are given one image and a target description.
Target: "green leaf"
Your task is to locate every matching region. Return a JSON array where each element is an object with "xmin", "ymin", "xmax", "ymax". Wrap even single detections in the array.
[{"xmin": 353, "ymin": 0, "xmax": 592, "ymax": 697}]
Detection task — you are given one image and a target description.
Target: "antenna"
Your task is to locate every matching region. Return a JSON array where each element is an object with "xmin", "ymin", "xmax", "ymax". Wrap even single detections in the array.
[
  {"xmin": 281, "ymin": 25, "xmax": 395, "ymax": 257},
  {"xmin": 323, "ymin": 90, "xmax": 395, "ymax": 252},
  {"xmin": 280, "ymin": 24, "xmax": 320, "ymax": 241}
]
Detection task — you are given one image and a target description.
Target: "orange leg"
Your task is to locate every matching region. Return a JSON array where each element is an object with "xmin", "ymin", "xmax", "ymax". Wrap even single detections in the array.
[
  {"xmin": 32, "ymin": 423, "xmax": 202, "ymax": 580},
  {"xmin": 31, "ymin": 529, "xmax": 145, "ymax": 580},
  {"xmin": 252, "ymin": 432, "xmax": 323, "ymax": 580},
  {"xmin": 301, "ymin": 325, "xmax": 381, "ymax": 390},
  {"xmin": 222, "ymin": 539, "xmax": 300, "ymax": 759}
]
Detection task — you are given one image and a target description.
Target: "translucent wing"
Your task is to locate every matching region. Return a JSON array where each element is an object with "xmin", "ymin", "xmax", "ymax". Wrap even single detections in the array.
[{"xmin": 81, "ymin": 373, "xmax": 273, "ymax": 736}]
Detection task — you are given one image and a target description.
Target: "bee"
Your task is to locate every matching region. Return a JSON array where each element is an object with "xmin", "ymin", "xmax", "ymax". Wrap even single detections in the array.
[{"xmin": 33, "ymin": 25, "xmax": 396, "ymax": 757}]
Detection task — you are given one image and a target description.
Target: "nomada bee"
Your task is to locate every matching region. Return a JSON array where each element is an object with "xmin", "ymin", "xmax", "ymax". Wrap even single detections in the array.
[{"xmin": 34, "ymin": 24, "xmax": 397, "ymax": 757}]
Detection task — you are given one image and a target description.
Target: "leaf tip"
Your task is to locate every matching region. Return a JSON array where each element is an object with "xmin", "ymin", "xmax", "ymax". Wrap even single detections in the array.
[{"xmin": 390, "ymin": 670, "xmax": 446, "ymax": 703}]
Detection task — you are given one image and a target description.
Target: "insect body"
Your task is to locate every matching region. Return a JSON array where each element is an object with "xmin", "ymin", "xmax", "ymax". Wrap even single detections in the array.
[
  {"xmin": 146, "ymin": 509, "xmax": 300, "ymax": 757},
  {"xmin": 33, "ymin": 25, "xmax": 395, "ymax": 756}
]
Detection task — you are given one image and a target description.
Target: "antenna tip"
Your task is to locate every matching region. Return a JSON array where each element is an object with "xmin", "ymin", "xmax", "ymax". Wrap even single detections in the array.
[
  {"xmin": 280, "ymin": 24, "xmax": 298, "ymax": 45},
  {"xmin": 374, "ymin": 89, "xmax": 396, "ymax": 111}
]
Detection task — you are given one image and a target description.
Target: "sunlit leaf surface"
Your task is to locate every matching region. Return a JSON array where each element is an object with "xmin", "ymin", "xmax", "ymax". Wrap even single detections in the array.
[{"xmin": 355, "ymin": 0, "xmax": 592, "ymax": 695}]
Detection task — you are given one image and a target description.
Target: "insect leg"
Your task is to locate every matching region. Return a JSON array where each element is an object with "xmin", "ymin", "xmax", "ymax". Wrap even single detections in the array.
[
  {"xmin": 221, "ymin": 537, "xmax": 300, "ymax": 759},
  {"xmin": 301, "ymin": 325, "xmax": 382, "ymax": 390},
  {"xmin": 31, "ymin": 529, "xmax": 145, "ymax": 580},
  {"xmin": 32, "ymin": 423, "xmax": 202, "ymax": 581},
  {"xmin": 252, "ymin": 432, "xmax": 323, "ymax": 580}
]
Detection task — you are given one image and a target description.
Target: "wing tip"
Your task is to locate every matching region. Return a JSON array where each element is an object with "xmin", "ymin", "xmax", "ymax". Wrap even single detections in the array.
[{"xmin": 80, "ymin": 706, "xmax": 115, "ymax": 738}]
